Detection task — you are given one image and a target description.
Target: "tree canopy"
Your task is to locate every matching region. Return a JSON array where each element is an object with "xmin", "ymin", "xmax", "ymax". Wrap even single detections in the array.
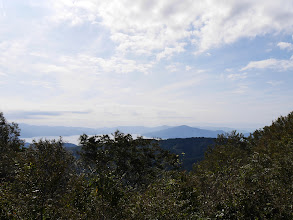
[
  {"xmin": 0, "ymin": 111, "xmax": 292, "ymax": 219},
  {"xmin": 79, "ymin": 131, "xmax": 180, "ymax": 189}
]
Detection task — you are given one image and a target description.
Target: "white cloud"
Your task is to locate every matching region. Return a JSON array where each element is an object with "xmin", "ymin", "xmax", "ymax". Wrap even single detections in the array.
[
  {"xmin": 156, "ymin": 43, "xmax": 186, "ymax": 61},
  {"xmin": 0, "ymin": 39, "xmax": 154, "ymax": 106},
  {"xmin": 232, "ymin": 85, "xmax": 249, "ymax": 94},
  {"xmin": 166, "ymin": 64, "xmax": 179, "ymax": 72},
  {"xmin": 266, "ymin": 48, "xmax": 272, "ymax": 52},
  {"xmin": 195, "ymin": 69, "xmax": 207, "ymax": 74},
  {"xmin": 227, "ymin": 73, "xmax": 247, "ymax": 80},
  {"xmin": 19, "ymin": 80, "xmax": 54, "ymax": 89},
  {"xmin": 1, "ymin": 0, "xmax": 293, "ymax": 128},
  {"xmin": 46, "ymin": 0, "xmax": 293, "ymax": 56},
  {"xmin": 241, "ymin": 56, "xmax": 293, "ymax": 71},
  {"xmin": 29, "ymin": 52, "xmax": 49, "ymax": 58},
  {"xmin": 267, "ymin": 80, "xmax": 283, "ymax": 86},
  {"xmin": 61, "ymin": 54, "xmax": 154, "ymax": 75},
  {"xmin": 46, "ymin": 0, "xmax": 99, "ymax": 26},
  {"xmin": 277, "ymin": 42, "xmax": 293, "ymax": 51},
  {"xmin": 27, "ymin": 54, "xmax": 154, "ymax": 96},
  {"xmin": 155, "ymin": 78, "xmax": 204, "ymax": 94},
  {"xmin": 0, "ymin": 0, "xmax": 5, "ymax": 17},
  {"xmin": 185, "ymin": 65, "xmax": 191, "ymax": 71},
  {"xmin": 242, "ymin": 59, "xmax": 278, "ymax": 70}
]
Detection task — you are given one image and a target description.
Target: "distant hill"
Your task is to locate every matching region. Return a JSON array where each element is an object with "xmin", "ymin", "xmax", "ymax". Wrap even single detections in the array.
[
  {"xmin": 19, "ymin": 124, "xmax": 172, "ymax": 138},
  {"xmin": 143, "ymin": 125, "xmax": 225, "ymax": 139},
  {"xmin": 159, "ymin": 137, "xmax": 215, "ymax": 170},
  {"xmin": 64, "ymin": 144, "xmax": 82, "ymax": 159},
  {"xmin": 114, "ymin": 125, "xmax": 171, "ymax": 134},
  {"xmin": 198, "ymin": 126, "xmax": 252, "ymax": 134},
  {"xmin": 19, "ymin": 123, "xmax": 249, "ymax": 141},
  {"xmin": 19, "ymin": 124, "xmax": 100, "ymax": 138}
]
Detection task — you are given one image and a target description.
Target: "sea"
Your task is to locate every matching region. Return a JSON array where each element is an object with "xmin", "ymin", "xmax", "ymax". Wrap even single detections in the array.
[{"xmin": 22, "ymin": 134, "xmax": 149, "ymax": 146}]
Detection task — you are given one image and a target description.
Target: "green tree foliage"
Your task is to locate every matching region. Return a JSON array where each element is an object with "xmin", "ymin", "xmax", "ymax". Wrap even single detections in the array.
[
  {"xmin": 124, "ymin": 171, "xmax": 200, "ymax": 219},
  {"xmin": 193, "ymin": 112, "xmax": 293, "ymax": 219},
  {"xmin": 5, "ymin": 139, "xmax": 79, "ymax": 219},
  {"xmin": 0, "ymin": 112, "xmax": 24, "ymax": 219},
  {"xmin": 159, "ymin": 137, "xmax": 215, "ymax": 170},
  {"xmin": 78, "ymin": 131, "xmax": 181, "ymax": 218},
  {"xmin": 0, "ymin": 112, "xmax": 24, "ymax": 182},
  {"xmin": 79, "ymin": 131, "xmax": 180, "ymax": 190},
  {"xmin": 23, "ymin": 140, "xmax": 75, "ymax": 217},
  {"xmin": 0, "ymin": 111, "xmax": 292, "ymax": 219}
]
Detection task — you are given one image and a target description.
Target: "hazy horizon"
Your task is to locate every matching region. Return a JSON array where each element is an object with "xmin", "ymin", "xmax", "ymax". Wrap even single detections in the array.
[{"xmin": 17, "ymin": 121, "xmax": 256, "ymax": 132}]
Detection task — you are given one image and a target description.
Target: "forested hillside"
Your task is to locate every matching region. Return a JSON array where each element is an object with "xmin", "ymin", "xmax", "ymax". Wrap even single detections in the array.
[
  {"xmin": 159, "ymin": 137, "xmax": 215, "ymax": 170},
  {"xmin": 1, "ymin": 111, "xmax": 292, "ymax": 219}
]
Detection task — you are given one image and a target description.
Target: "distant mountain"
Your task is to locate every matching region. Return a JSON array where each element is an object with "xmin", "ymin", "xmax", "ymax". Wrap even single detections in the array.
[
  {"xmin": 197, "ymin": 126, "xmax": 252, "ymax": 134},
  {"xmin": 18, "ymin": 123, "xmax": 172, "ymax": 138},
  {"xmin": 19, "ymin": 124, "xmax": 101, "ymax": 138},
  {"xmin": 115, "ymin": 125, "xmax": 171, "ymax": 134},
  {"xmin": 143, "ymin": 125, "xmax": 225, "ymax": 139},
  {"xmin": 19, "ymin": 123, "xmax": 249, "ymax": 139}
]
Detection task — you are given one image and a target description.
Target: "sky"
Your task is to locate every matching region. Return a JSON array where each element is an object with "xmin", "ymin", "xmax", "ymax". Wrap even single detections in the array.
[{"xmin": 0, "ymin": 0, "xmax": 293, "ymax": 130}]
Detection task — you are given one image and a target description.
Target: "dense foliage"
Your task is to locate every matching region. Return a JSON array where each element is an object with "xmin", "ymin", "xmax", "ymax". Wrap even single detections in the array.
[
  {"xmin": 159, "ymin": 137, "xmax": 215, "ymax": 170},
  {"xmin": 0, "ymin": 111, "xmax": 292, "ymax": 219}
]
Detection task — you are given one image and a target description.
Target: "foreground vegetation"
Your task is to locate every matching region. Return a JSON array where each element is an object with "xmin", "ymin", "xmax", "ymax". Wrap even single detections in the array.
[{"xmin": 0, "ymin": 111, "xmax": 292, "ymax": 219}]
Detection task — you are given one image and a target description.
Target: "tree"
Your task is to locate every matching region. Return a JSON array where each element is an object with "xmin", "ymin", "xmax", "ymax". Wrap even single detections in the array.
[
  {"xmin": 79, "ymin": 131, "xmax": 180, "ymax": 189},
  {"xmin": 10, "ymin": 139, "xmax": 79, "ymax": 219},
  {"xmin": 192, "ymin": 112, "xmax": 293, "ymax": 219},
  {"xmin": 78, "ymin": 131, "xmax": 181, "ymax": 218},
  {"xmin": 125, "ymin": 171, "xmax": 200, "ymax": 219},
  {"xmin": 0, "ymin": 112, "xmax": 24, "ymax": 219},
  {"xmin": 0, "ymin": 112, "xmax": 24, "ymax": 182}
]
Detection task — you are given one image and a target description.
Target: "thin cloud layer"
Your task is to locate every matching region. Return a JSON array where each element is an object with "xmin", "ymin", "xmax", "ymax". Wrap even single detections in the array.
[{"xmin": 242, "ymin": 56, "xmax": 293, "ymax": 71}]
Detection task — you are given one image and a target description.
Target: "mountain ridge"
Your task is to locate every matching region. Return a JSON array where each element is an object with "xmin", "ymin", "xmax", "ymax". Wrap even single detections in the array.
[
  {"xmin": 143, "ymin": 125, "xmax": 226, "ymax": 138},
  {"xmin": 19, "ymin": 123, "xmax": 172, "ymax": 138},
  {"xmin": 19, "ymin": 123, "xmax": 250, "ymax": 139}
]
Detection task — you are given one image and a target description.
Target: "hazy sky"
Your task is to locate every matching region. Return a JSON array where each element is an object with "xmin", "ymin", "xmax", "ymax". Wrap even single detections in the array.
[{"xmin": 1, "ymin": 0, "xmax": 293, "ymax": 129}]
